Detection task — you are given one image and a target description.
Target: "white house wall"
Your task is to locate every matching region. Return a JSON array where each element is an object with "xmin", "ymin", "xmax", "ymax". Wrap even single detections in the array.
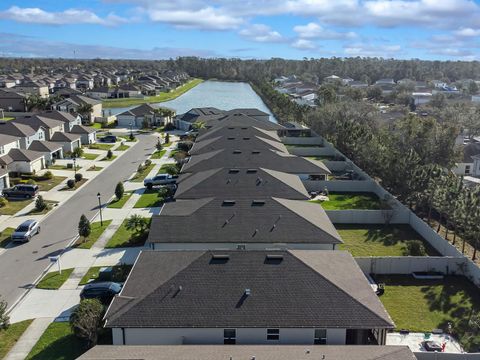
[{"xmin": 0, "ymin": 140, "xmax": 20, "ymax": 155}]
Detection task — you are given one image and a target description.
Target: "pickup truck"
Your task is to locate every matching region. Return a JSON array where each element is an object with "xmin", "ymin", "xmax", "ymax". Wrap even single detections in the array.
[
  {"xmin": 144, "ymin": 174, "xmax": 178, "ymax": 189},
  {"xmin": 2, "ymin": 184, "xmax": 39, "ymax": 199}
]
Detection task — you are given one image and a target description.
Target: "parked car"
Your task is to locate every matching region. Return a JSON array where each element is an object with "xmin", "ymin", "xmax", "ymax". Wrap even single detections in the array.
[
  {"xmin": 2, "ymin": 184, "xmax": 39, "ymax": 199},
  {"xmin": 80, "ymin": 282, "xmax": 122, "ymax": 304},
  {"xmin": 100, "ymin": 135, "xmax": 117, "ymax": 143},
  {"xmin": 144, "ymin": 173, "xmax": 178, "ymax": 189},
  {"xmin": 11, "ymin": 219, "xmax": 40, "ymax": 242},
  {"xmin": 422, "ymin": 341, "xmax": 442, "ymax": 352}
]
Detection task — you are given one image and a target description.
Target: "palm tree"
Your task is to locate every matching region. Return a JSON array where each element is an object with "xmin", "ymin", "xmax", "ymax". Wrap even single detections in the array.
[{"xmin": 77, "ymin": 103, "xmax": 94, "ymax": 123}]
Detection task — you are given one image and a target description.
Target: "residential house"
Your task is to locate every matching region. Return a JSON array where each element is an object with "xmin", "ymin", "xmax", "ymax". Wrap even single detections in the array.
[
  {"xmin": 69, "ymin": 125, "xmax": 97, "ymax": 145},
  {"xmin": 324, "ymin": 75, "xmax": 342, "ymax": 84},
  {"xmin": 0, "ymin": 77, "xmax": 17, "ymax": 88},
  {"xmin": 50, "ymin": 132, "xmax": 81, "ymax": 153},
  {"xmin": 196, "ymin": 125, "xmax": 281, "ymax": 143},
  {"xmin": 52, "ymin": 94, "xmax": 102, "ymax": 125},
  {"xmin": 104, "ymin": 250, "xmax": 393, "ymax": 345},
  {"xmin": 116, "ymin": 104, "xmax": 167, "ymax": 128},
  {"xmin": 174, "ymin": 107, "xmax": 225, "ymax": 131},
  {"xmin": 189, "ymin": 135, "xmax": 288, "ymax": 156},
  {"xmin": 411, "ymin": 92, "xmax": 432, "ymax": 105},
  {"xmin": 454, "ymin": 142, "xmax": 480, "ymax": 176},
  {"xmin": 0, "ymin": 89, "xmax": 27, "ymax": 112},
  {"xmin": 0, "ymin": 122, "xmax": 45, "ymax": 149},
  {"xmin": 37, "ymin": 110, "xmax": 81, "ymax": 132},
  {"xmin": 28, "ymin": 140, "xmax": 64, "ymax": 165},
  {"xmin": 78, "ymin": 345, "xmax": 416, "ymax": 360},
  {"xmin": 86, "ymin": 87, "xmax": 112, "ymax": 99},
  {"xmin": 13, "ymin": 115, "xmax": 65, "ymax": 141},
  {"xmin": 0, "ymin": 148, "xmax": 45, "ymax": 174},
  {"xmin": 13, "ymin": 81, "xmax": 49, "ymax": 98},
  {"xmin": 114, "ymin": 84, "xmax": 142, "ymax": 99},
  {"xmin": 199, "ymin": 112, "xmax": 282, "ymax": 132},
  {"xmin": 349, "ymin": 81, "xmax": 369, "ymax": 88},
  {"xmin": 0, "ymin": 134, "xmax": 20, "ymax": 156},
  {"xmin": 0, "ymin": 167, "xmax": 10, "ymax": 191},
  {"xmin": 76, "ymin": 75, "xmax": 94, "ymax": 90}
]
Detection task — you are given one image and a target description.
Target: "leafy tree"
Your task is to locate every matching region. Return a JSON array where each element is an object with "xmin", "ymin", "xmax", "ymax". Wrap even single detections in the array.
[
  {"xmin": 35, "ymin": 195, "xmax": 47, "ymax": 211},
  {"xmin": 77, "ymin": 103, "xmax": 94, "ymax": 122},
  {"xmin": 366, "ymin": 86, "xmax": 382, "ymax": 101},
  {"xmin": 115, "ymin": 182, "xmax": 124, "ymax": 201},
  {"xmin": 70, "ymin": 299, "xmax": 104, "ymax": 348},
  {"xmin": 156, "ymin": 138, "xmax": 163, "ymax": 151},
  {"xmin": 165, "ymin": 133, "xmax": 170, "ymax": 144},
  {"xmin": 0, "ymin": 296, "xmax": 9, "ymax": 329},
  {"xmin": 191, "ymin": 121, "xmax": 206, "ymax": 130},
  {"xmin": 125, "ymin": 214, "xmax": 148, "ymax": 235},
  {"xmin": 106, "ymin": 149, "xmax": 113, "ymax": 159},
  {"xmin": 78, "ymin": 214, "xmax": 91, "ymax": 241},
  {"xmin": 317, "ymin": 85, "xmax": 337, "ymax": 104},
  {"xmin": 72, "ymin": 147, "xmax": 84, "ymax": 158},
  {"xmin": 141, "ymin": 118, "xmax": 150, "ymax": 129},
  {"xmin": 404, "ymin": 240, "xmax": 426, "ymax": 256},
  {"xmin": 430, "ymin": 93, "xmax": 447, "ymax": 109}
]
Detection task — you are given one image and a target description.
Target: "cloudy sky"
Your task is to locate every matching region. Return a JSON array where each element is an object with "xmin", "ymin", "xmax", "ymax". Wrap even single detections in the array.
[{"xmin": 0, "ymin": 0, "xmax": 479, "ymax": 60}]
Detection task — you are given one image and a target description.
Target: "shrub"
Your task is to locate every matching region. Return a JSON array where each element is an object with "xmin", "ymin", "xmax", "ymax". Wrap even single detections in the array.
[
  {"xmin": 35, "ymin": 195, "xmax": 47, "ymax": 211},
  {"xmin": 164, "ymin": 123, "xmax": 175, "ymax": 131},
  {"xmin": 162, "ymin": 164, "xmax": 179, "ymax": 175},
  {"xmin": 144, "ymin": 159, "xmax": 152, "ymax": 167},
  {"xmin": 165, "ymin": 133, "xmax": 170, "ymax": 144},
  {"xmin": 106, "ymin": 149, "xmax": 113, "ymax": 159},
  {"xmin": 78, "ymin": 214, "xmax": 91, "ymax": 241},
  {"xmin": 129, "ymin": 132, "xmax": 135, "ymax": 141},
  {"xmin": 404, "ymin": 240, "xmax": 426, "ymax": 256},
  {"xmin": 177, "ymin": 141, "xmax": 193, "ymax": 152},
  {"xmin": 115, "ymin": 182, "xmax": 124, "ymax": 201},
  {"xmin": 70, "ymin": 299, "xmax": 104, "ymax": 347},
  {"xmin": 156, "ymin": 141, "xmax": 162, "ymax": 151},
  {"xmin": 141, "ymin": 118, "xmax": 150, "ymax": 129},
  {"xmin": 43, "ymin": 170, "xmax": 53, "ymax": 180},
  {"xmin": 75, "ymin": 173, "xmax": 83, "ymax": 182},
  {"xmin": 72, "ymin": 147, "xmax": 84, "ymax": 158},
  {"xmin": 27, "ymin": 179, "xmax": 36, "ymax": 185},
  {"xmin": 0, "ymin": 197, "xmax": 8, "ymax": 208},
  {"xmin": 0, "ymin": 296, "xmax": 9, "ymax": 330},
  {"xmin": 67, "ymin": 179, "xmax": 75, "ymax": 189},
  {"xmin": 137, "ymin": 164, "xmax": 145, "ymax": 173}
]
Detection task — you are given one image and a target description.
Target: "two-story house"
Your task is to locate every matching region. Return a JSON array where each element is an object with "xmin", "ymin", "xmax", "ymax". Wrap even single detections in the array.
[{"xmin": 0, "ymin": 121, "xmax": 45, "ymax": 149}]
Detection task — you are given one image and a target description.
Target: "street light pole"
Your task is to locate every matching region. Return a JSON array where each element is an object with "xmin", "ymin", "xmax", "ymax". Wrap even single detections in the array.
[
  {"xmin": 73, "ymin": 157, "xmax": 77, "ymax": 178},
  {"xmin": 97, "ymin": 192, "xmax": 103, "ymax": 226}
]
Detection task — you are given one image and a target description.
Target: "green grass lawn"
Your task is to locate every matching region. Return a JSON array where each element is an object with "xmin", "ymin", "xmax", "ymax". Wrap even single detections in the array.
[
  {"xmin": 0, "ymin": 117, "xmax": 15, "ymax": 121},
  {"xmin": 48, "ymin": 165, "xmax": 82, "ymax": 171},
  {"xmin": 26, "ymin": 201, "xmax": 58, "ymax": 215},
  {"xmin": 79, "ymin": 264, "xmax": 133, "ymax": 285},
  {"xmin": 82, "ymin": 152, "xmax": 99, "ymax": 160},
  {"xmin": 131, "ymin": 163, "xmax": 155, "ymax": 182},
  {"xmin": 73, "ymin": 220, "xmax": 112, "ymax": 249},
  {"xmin": 0, "ymin": 199, "xmax": 32, "ymax": 215},
  {"xmin": 59, "ymin": 178, "xmax": 87, "ymax": 191},
  {"xmin": 134, "ymin": 189, "xmax": 165, "ymax": 208},
  {"xmin": 0, "ymin": 319, "xmax": 33, "ymax": 359},
  {"xmin": 151, "ymin": 149, "xmax": 166, "ymax": 159},
  {"xmin": 118, "ymin": 135, "xmax": 137, "ymax": 142},
  {"xmin": 102, "ymin": 78, "xmax": 203, "ymax": 108},
  {"xmin": 86, "ymin": 165, "xmax": 103, "ymax": 171},
  {"xmin": 157, "ymin": 163, "xmax": 178, "ymax": 175},
  {"xmin": 336, "ymin": 224, "xmax": 440, "ymax": 257},
  {"xmin": 100, "ymin": 155, "xmax": 117, "ymax": 161},
  {"xmin": 107, "ymin": 192, "xmax": 132, "ymax": 209},
  {"xmin": 88, "ymin": 143, "xmax": 113, "ymax": 150},
  {"xmin": 116, "ymin": 144, "xmax": 130, "ymax": 151},
  {"xmin": 311, "ymin": 192, "xmax": 383, "ymax": 210},
  {"xmin": 90, "ymin": 123, "xmax": 102, "ymax": 129},
  {"xmin": 36, "ymin": 268, "xmax": 74, "ymax": 290},
  {"xmin": 0, "ymin": 227, "xmax": 15, "ymax": 248},
  {"xmin": 11, "ymin": 176, "xmax": 67, "ymax": 192},
  {"xmin": 377, "ymin": 275, "xmax": 480, "ymax": 351},
  {"xmin": 105, "ymin": 218, "xmax": 151, "ymax": 248}
]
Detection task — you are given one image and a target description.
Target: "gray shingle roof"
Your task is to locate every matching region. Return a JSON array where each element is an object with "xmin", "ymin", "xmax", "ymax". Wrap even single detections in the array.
[
  {"xmin": 38, "ymin": 110, "xmax": 78, "ymax": 124},
  {"xmin": 7, "ymin": 148, "xmax": 44, "ymax": 162},
  {"xmin": 51, "ymin": 132, "xmax": 81, "ymax": 142},
  {"xmin": 28, "ymin": 140, "xmax": 63, "ymax": 153},
  {"xmin": 70, "ymin": 124, "xmax": 96, "ymax": 134},
  {"xmin": 104, "ymin": 250, "xmax": 393, "ymax": 329},
  {"xmin": 147, "ymin": 197, "xmax": 341, "ymax": 245},
  {"xmin": 117, "ymin": 103, "xmax": 156, "ymax": 117},
  {"xmin": 0, "ymin": 122, "xmax": 37, "ymax": 137},
  {"xmin": 78, "ymin": 345, "xmax": 415, "ymax": 360},
  {"xmin": 196, "ymin": 125, "xmax": 280, "ymax": 143},
  {"xmin": 174, "ymin": 168, "xmax": 310, "ymax": 200},
  {"xmin": 0, "ymin": 133, "xmax": 19, "ymax": 147},
  {"xmin": 204, "ymin": 113, "xmax": 283, "ymax": 131},
  {"xmin": 190, "ymin": 135, "xmax": 288, "ymax": 155},
  {"xmin": 13, "ymin": 115, "xmax": 64, "ymax": 131}
]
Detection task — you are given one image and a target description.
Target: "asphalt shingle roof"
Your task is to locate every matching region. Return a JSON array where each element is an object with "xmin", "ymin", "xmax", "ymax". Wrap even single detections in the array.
[
  {"xmin": 51, "ymin": 132, "xmax": 81, "ymax": 142},
  {"xmin": 189, "ymin": 135, "xmax": 288, "ymax": 155}
]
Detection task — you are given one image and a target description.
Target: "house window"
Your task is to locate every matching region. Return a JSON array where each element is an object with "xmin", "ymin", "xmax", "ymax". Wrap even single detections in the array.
[
  {"xmin": 267, "ymin": 329, "xmax": 280, "ymax": 341},
  {"xmin": 466, "ymin": 165, "xmax": 471, "ymax": 174},
  {"xmin": 224, "ymin": 329, "xmax": 236, "ymax": 344},
  {"xmin": 0, "ymin": 146, "xmax": 4, "ymax": 155},
  {"xmin": 314, "ymin": 329, "xmax": 327, "ymax": 344}
]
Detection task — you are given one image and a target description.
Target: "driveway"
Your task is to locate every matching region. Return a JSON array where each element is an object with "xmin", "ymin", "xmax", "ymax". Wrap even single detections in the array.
[{"xmin": 0, "ymin": 134, "xmax": 157, "ymax": 309}]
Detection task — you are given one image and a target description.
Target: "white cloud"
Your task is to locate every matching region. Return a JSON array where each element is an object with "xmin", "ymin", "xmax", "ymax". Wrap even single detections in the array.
[
  {"xmin": 0, "ymin": 6, "xmax": 126, "ymax": 26},
  {"xmin": 293, "ymin": 22, "xmax": 357, "ymax": 40},
  {"xmin": 454, "ymin": 27, "xmax": 480, "ymax": 37},
  {"xmin": 291, "ymin": 39, "xmax": 316, "ymax": 50},
  {"xmin": 239, "ymin": 24, "xmax": 284, "ymax": 42},
  {"xmin": 343, "ymin": 43, "xmax": 402, "ymax": 57}
]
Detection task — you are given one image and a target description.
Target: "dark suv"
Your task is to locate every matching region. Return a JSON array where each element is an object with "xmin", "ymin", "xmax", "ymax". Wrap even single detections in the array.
[
  {"xmin": 2, "ymin": 184, "xmax": 39, "ymax": 199},
  {"xmin": 100, "ymin": 135, "xmax": 117, "ymax": 143},
  {"xmin": 80, "ymin": 282, "xmax": 122, "ymax": 304}
]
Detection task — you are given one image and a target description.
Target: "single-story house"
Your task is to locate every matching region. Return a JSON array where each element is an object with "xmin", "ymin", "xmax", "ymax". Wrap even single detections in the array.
[
  {"xmin": 104, "ymin": 250, "xmax": 394, "ymax": 345},
  {"xmin": 69, "ymin": 125, "xmax": 97, "ymax": 145},
  {"xmin": 28, "ymin": 140, "xmax": 63, "ymax": 165},
  {"xmin": 0, "ymin": 148, "xmax": 45, "ymax": 174},
  {"xmin": 174, "ymin": 107, "xmax": 225, "ymax": 131},
  {"xmin": 116, "ymin": 104, "xmax": 173, "ymax": 128},
  {"xmin": 50, "ymin": 132, "xmax": 81, "ymax": 153}
]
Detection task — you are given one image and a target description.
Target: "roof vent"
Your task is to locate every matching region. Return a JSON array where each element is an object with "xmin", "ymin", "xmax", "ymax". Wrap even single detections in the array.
[
  {"xmin": 246, "ymin": 169, "xmax": 257, "ymax": 173},
  {"xmin": 252, "ymin": 150, "xmax": 260, "ymax": 154},
  {"xmin": 252, "ymin": 200, "xmax": 265, "ymax": 206},
  {"xmin": 228, "ymin": 137, "xmax": 235, "ymax": 140},
  {"xmin": 245, "ymin": 288, "xmax": 251, "ymax": 296},
  {"xmin": 228, "ymin": 127, "xmax": 235, "ymax": 130},
  {"xmin": 233, "ymin": 150, "xmax": 242, "ymax": 154},
  {"xmin": 229, "ymin": 168, "xmax": 240, "ymax": 173},
  {"xmin": 243, "ymin": 137, "xmax": 250, "ymax": 140},
  {"xmin": 265, "ymin": 254, "xmax": 284, "ymax": 264},
  {"xmin": 212, "ymin": 254, "xmax": 230, "ymax": 260},
  {"xmin": 241, "ymin": 127, "xmax": 248, "ymax": 130},
  {"xmin": 222, "ymin": 200, "xmax": 236, "ymax": 206}
]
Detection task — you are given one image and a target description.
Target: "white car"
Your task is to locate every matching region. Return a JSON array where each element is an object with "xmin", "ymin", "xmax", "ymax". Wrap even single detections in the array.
[{"xmin": 11, "ymin": 219, "xmax": 41, "ymax": 242}]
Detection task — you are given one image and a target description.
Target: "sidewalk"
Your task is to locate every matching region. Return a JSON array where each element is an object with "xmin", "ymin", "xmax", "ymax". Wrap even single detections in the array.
[{"xmin": 5, "ymin": 317, "xmax": 54, "ymax": 360}]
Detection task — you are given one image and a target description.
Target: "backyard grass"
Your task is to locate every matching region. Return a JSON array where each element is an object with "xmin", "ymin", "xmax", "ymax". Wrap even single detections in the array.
[
  {"xmin": 48, "ymin": 165, "xmax": 82, "ymax": 171},
  {"xmin": 131, "ymin": 163, "xmax": 155, "ymax": 182},
  {"xmin": 0, "ymin": 227, "xmax": 15, "ymax": 247},
  {"xmin": 88, "ymin": 143, "xmax": 113, "ymax": 150},
  {"xmin": 336, "ymin": 224, "xmax": 440, "ymax": 257},
  {"xmin": 11, "ymin": 175, "xmax": 66, "ymax": 191},
  {"xmin": 151, "ymin": 149, "xmax": 166, "ymax": 159},
  {"xmin": 86, "ymin": 165, "xmax": 103, "ymax": 171},
  {"xmin": 311, "ymin": 192, "xmax": 383, "ymax": 210},
  {"xmin": 36, "ymin": 268, "xmax": 74, "ymax": 289},
  {"xmin": 82, "ymin": 152, "xmax": 99, "ymax": 160},
  {"xmin": 0, "ymin": 319, "xmax": 33, "ymax": 359},
  {"xmin": 107, "ymin": 192, "xmax": 133, "ymax": 209},
  {"xmin": 102, "ymin": 78, "xmax": 203, "ymax": 108},
  {"xmin": 105, "ymin": 218, "xmax": 151, "ymax": 248},
  {"xmin": 79, "ymin": 264, "xmax": 133, "ymax": 285},
  {"xmin": 134, "ymin": 189, "xmax": 165, "ymax": 208},
  {"xmin": 100, "ymin": 155, "xmax": 117, "ymax": 161},
  {"xmin": 73, "ymin": 220, "xmax": 112, "ymax": 249},
  {"xmin": 0, "ymin": 198, "xmax": 32, "ymax": 215},
  {"xmin": 116, "ymin": 144, "xmax": 130, "ymax": 151},
  {"xmin": 377, "ymin": 275, "xmax": 480, "ymax": 352}
]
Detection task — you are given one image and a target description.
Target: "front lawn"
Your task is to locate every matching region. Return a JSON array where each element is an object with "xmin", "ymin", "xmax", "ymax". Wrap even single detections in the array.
[
  {"xmin": 107, "ymin": 192, "xmax": 132, "ymax": 209},
  {"xmin": 311, "ymin": 192, "xmax": 383, "ymax": 210},
  {"xmin": 157, "ymin": 163, "xmax": 178, "ymax": 175},
  {"xmin": 82, "ymin": 152, "xmax": 99, "ymax": 160},
  {"xmin": 11, "ymin": 175, "xmax": 66, "ymax": 191},
  {"xmin": 88, "ymin": 143, "xmax": 113, "ymax": 150},
  {"xmin": 48, "ymin": 165, "xmax": 82, "ymax": 171},
  {"xmin": 100, "ymin": 155, "xmax": 117, "ymax": 161},
  {"xmin": 59, "ymin": 178, "xmax": 87, "ymax": 191},
  {"xmin": 26, "ymin": 200, "xmax": 58, "ymax": 215},
  {"xmin": 150, "ymin": 149, "xmax": 166, "ymax": 159},
  {"xmin": 86, "ymin": 165, "xmax": 103, "ymax": 171},
  {"xmin": 0, "ymin": 227, "xmax": 15, "ymax": 247},
  {"xmin": 116, "ymin": 144, "xmax": 130, "ymax": 151},
  {"xmin": 134, "ymin": 189, "xmax": 165, "ymax": 208},
  {"xmin": 131, "ymin": 163, "xmax": 155, "ymax": 182},
  {"xmin": 0, "ymin": 319, "xmax": 33, "ymax": 359},
  {"xmin": 118, "ymin": 135, "xmax": 137, "ymax": 142},
  {"xmin": 105, "ymin": 218, "xmax": 151, "ymax": 248},
  {"xmin": 79, "ymin": 264, "xmax": 133, "ymax": 285},
  {"xmin": 336, "ymin": 224, "xmax": 440, "ymax": 257},
  {"xmin": 0, "ymin": 198, "xmax": 32, "ymax": 215},
  {"xmin": 377, "ymin": 275, "xmax": 480, "ymax": 352},
  {"xmin": 36, "ymin": 268, "xmax": 74, "ymax": 290},
  {"xmin": 73, "ymin": 220, "xmax": 112, "ymax": 249}
]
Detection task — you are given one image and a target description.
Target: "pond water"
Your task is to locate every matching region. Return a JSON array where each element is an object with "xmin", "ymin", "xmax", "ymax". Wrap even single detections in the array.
[{"xmin": 105, "ymin": 80, "xmax": 277, "ymax": 122}]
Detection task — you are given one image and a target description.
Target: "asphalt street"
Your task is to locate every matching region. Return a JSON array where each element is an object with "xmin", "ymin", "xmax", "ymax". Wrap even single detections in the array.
[{"xmin": 0, "ymin": 134, "xmax": 157, "ymax": 309}]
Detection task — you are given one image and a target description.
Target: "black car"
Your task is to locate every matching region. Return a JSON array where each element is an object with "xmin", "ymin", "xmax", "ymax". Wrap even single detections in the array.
[
  {"xmin": 2, "ymin": 184, "xmax": 39, "ymax": 199},
  {"xmin": 100, "ymin": 135, "xmax": 117, "ymax": 143},
  {"xmin": 80, "ymin": 282, "xmax": 122, "ymax": 304},
  {"xmin": 422, "ymin": 341, "xmax": 442, "ymax": 352}
]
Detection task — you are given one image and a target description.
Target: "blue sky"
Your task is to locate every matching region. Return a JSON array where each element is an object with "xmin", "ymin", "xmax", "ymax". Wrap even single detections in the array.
[{"xmin": 0, "ymin": 0, "xmax": 479, "ymax": 60}]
